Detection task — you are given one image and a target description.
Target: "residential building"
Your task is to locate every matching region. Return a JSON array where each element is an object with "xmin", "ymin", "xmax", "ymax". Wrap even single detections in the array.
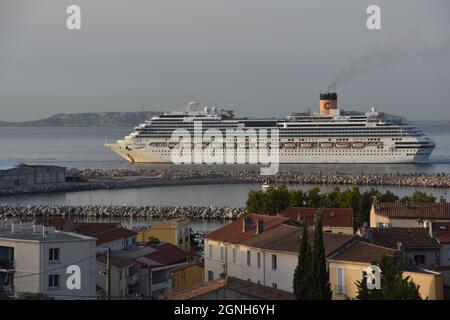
[
  {"xmin": 370, "ymin": 201, "xmax": 450, "ymax": 228},
  {"xmin": 136, "ymin": 218, "xmax": 190, "ymax": 252},
  {"xmin": 0, "ymin": 161, "xmax": 66, "ymax": 189},
  {"xmin": 171, "ymin": 262, "xmax": 204, "ymax": 292},
  {"xmin": 359, "ymin": 226, "xmax": 441, "ymax": 269},
  {"xmin": 277, "ymin": 207, "xmax": 354, "ymax": 234},
  {"xmin": 328, "ymin": 238, "xmax": 444, "ymax": 300},
  {"xmin": 162, "ymin": 276, "xmax": 295, "ymax": 300},
  {"xmin": 432, "ymin": 222, "xmax": 450, "ymax": 285},
  {"xmin": 96, "ymin": 242, "xmax": 188, "ymax": 299},
  {"xmin": 204, "ymin": 214, "xmax": 355, "ymax": 293},
  {"xmin": 75, "ymin": 222, "xmax": 137, "ymax": 253},
  {"xmin": 0, "ymin": 223, "xmax": 96, "ymax": 299}
]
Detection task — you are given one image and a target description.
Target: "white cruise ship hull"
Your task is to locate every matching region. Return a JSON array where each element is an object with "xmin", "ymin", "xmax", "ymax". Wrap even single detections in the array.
[{"xmin": 105, "ymin": 141, "xmax": 433, "ymax": 164}]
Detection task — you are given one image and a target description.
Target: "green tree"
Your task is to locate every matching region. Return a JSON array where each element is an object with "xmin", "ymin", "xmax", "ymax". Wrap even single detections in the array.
[
  {"xmin": 411, "ymin": 191, "xmax": 436, "ymax": 203},
  {"xmin": 356, "ymin": 255, "xmax": 421, "ymax": 300},
  {"xmin": 246, "ymin": 190, "xmax": 267, "ymax": 214},
  {"xmin": 311, "ymin": 218, "xmax": 332, "ymax": 300},
  {"xmin": 293, "ymin": 220, "xmax": 314, "ymax": 299},
  {"xmin": 265, "ymin": 185, "xmax": 290, "ymax": 215},
  {"xmin": 378, "ymin": 190, "xmax": 399, "ymax": 202}
]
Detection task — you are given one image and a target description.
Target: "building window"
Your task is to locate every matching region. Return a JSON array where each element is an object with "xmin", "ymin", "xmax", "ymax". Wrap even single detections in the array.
[
  {"xmin": 220, "ymin": 247, "xmax": 225, "ymax": 262},
  {"xmin": 414, "ymin": 255, "xmax": 426, "ymax": 265},
  {"xmin": 208, "ymin": 244, "xmax": 213, "ymax": 258},
  {"xmin": 48, "ymin": 274, "xmax": 60, "ymax": 289},
  {"xmin": 448, "ymin": 248, "xmax": 450, "ymax": 261},
  {"xmin": 232, "ymin": 248, "xmax": 237, "ymax": 263},
  {"xmin": 247, "ymin": 250, "xmax": 251, "ymax": 266},
  {"xmin": 207, "ymin": 271, "xmax": 214, "ymax": 281},
  {"xmin": 257, "ymin": 252, "xmax": 261, "ymax": 269},
  {"xmin": 49, "ymin": 248, "xmax": 60, "ymax": 263},
  {"xmin": 271, "ymin": 254, "xmax": 277, "ymax": 270},
  {"xmin": 272, "ymin": 283, "xmax": 277, "ymax": 289},
  {"xmin": 336, "ymin": 268, "xmax": 345, "ymax": 294}
]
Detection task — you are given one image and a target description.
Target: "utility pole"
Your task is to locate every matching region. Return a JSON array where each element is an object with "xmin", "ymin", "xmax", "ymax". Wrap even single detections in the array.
[
  {"xmin": 147, "ymin": 265, "xmax": 153, "ymax": 300},
  {"xmin": 106, "ymin": 248, "xmax": 111, "ymax": 300}
]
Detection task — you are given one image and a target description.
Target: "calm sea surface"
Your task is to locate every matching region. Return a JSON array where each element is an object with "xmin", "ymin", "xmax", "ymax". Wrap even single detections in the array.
[{"xmin": 0, "ymin": 122, "xmax": 449, "ymax": 215}]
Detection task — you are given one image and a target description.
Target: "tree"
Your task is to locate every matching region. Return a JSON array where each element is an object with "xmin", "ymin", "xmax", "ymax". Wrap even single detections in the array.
[
  {"xmin": 311, "ymin": 218, "xmax": 332, "ymax": 300},
  {"xmin": 246, "ymin": 190, "xmax": 267, "ymax": 214},
  {"xmin": 356, "ymin": 255, "xmax": 421, "ymax": 300},
  {"xmin": 293, "ymin": 220, "xmax": 314, "ymax": 299},
  {"xmin": 266, "ymin": 185, "xmax": 290, "ymax": 214},
  {"xmin": 411, "ymin": 191, "xmax": 436, "ymax": 203},
  {"xmin": 17, "ymin": 292, "xmax": 53, "ymax": 300}
]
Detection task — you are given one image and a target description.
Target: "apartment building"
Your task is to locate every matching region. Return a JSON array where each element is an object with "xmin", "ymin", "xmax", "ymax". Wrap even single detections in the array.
[
  {"xmin": 136, "ymin": 218, "xmax": 190, "ymax": 252},
  {"xmin": 96, "ymin": 242, "xmax": 188, "ymax": 299},
  {"xmin": 328, "ymin": 238, "xmax": 444, "ymax": 300},
  {"xmin": 0, "ymin": 223, "xmax": 96, "ymax": 299},
  {"xmin": 370, "ymin": 201, "xmax": 450, "ymax": 228},
  {"xmin": 204, "ymin": 214, "xmax": 355, "ymax": 293}
]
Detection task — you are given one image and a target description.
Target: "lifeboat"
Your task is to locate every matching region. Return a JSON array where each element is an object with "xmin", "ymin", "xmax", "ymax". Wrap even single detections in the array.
[
  {"xmin": 352, "ymin": 142, "xmax": 366, "ymax": 149},
  {"xmin": 320, "ymin": 142, "xmax": 334, "ymax": 148},
  {"xmin": 335, "ymin": 142, "xmax": 351, "ymax": 148},
  {"xmin": 300, "ymin": 142, "xmax": 314, "ymax": 148},
  {"xmin": 283, "ymin": 142, "xmax": 297, "ymax": 149},
  {"xmin": 168, "ymin": 142, "xmax": 179, "ymax": 149},
  {"xmin": 149, "ymin": 142, "xmax": 167, "ymax": 148}
]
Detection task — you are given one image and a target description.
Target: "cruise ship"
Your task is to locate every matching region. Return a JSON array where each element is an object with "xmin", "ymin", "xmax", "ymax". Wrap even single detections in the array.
[{"xmin": 105, "ymin": 93, "xmax": 435, "ymax": 164}]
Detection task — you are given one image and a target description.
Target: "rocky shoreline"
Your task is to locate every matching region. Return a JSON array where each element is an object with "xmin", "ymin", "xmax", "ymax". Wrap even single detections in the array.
[
  {"xmin": 0, "ymin": 205, "xmax": 245, "ymax": 220},
  {"xmin": 70, "ymin": 168, "xmax": 450, "ymax": 188},
  {"xmin": 0, "ymin": 169, "xmax": 449, "ymax": 197}
]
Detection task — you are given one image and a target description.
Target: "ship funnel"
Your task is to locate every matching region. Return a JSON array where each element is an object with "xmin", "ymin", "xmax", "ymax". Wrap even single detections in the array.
[{"xmin": 320, "ymin": 92, "xmax": 338, "ymax": 115}]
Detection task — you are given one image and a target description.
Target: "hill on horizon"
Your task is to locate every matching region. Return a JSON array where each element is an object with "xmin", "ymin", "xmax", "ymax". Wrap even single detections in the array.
[{"xmin": 0, "ymin": 111, "xmax": 162, "ymax": 127}]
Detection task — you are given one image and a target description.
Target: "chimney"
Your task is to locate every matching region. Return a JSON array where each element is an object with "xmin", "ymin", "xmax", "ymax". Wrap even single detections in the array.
[
  {"xmin": 242, "ymin": 216, "xmax": 252, "ymax": 233},
  {"xmin": 361, "ymin": 222, "xmax": 373, "ymax": 241},
  {"xmin": 319, "ymin": 92, "xmax": 338, "ymax": 115},
  {"xmin": 256, "ymin": 220, "xmax": 265, "ymax": 235},
  {"xmin": 11, "ymin": 223, "xmax": 15, "ymax": 234},
  {"xmin": 42, "ymin": 225, "xmax": 46, "ymax": 238}
]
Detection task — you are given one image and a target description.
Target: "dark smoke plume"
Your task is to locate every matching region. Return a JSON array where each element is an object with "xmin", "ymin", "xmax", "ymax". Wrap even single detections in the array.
[{"xmin": 327, "ymin": 34, "xmax": 450, "ymax": 91}]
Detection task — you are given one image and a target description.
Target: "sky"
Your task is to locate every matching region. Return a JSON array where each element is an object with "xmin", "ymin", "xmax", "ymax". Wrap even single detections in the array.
[{"xmin": 1, "ymin": 0, "xmax": 450, "ymax": 121}]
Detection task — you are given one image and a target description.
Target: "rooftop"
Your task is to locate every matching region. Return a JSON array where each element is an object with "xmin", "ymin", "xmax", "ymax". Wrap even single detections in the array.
[
  {"xmin": 0, "ymin": 227, "xmax": 94, "ymax": 242},
  {"xmin": 75, "ymin": 222, "xmax": 137, "ymax": 245},
  {"xmin": 366, "ymin": 227, "xmax": 440, "ymax": 249},
  {"xmin": 277, "ymin": 207, "xmax": 353, "ymax": 228},
  {"xmin": 205, "ymin": 214, "xmax": 356, "ymax": 255},
  {"xmin": 434, "ymin": 223, "xmax": 450, "ymax": 244},
  {"xmin": 330, "ymin": 238, "xmax": 398, "ymax": 264},
  {"xmin": 374, "ymin": 202, "xmax": 450, "ymax": 220},
  {"xmin": 162, "ymin": 276, "xmax": 295, "ymax": 300}
]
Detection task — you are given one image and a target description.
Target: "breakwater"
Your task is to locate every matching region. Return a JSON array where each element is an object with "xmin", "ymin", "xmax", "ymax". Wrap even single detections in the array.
[
  {"xmin": 0, "ymin": 205, "xmax": 246, "ymax": 220},
  {"xmin": 70, "ymin": 168, "xmax": 450, "ymax": 188}
]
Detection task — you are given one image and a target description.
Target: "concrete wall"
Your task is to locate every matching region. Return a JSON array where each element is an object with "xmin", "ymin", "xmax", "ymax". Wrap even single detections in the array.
[
  {"xmin": 0, "ymin": 236, "xmax": 96, "ymax": 299},
  {"xmin": 204, "ymin": 239, "xmax": 297, "ymax": 292},
  {"xmin": 172, "ymin": 264, "xmax": 204, "ymax": 292},
  {"xmin": 0, "ymin": 165, "xmax": 66, "ymax": 189},
  {"xmin": 137, "ymin": 219, "xmax": 190, "ymax": 252},
  {"xmin": 329, "ymin": 260, "xmax": 444, "ymax": 300}
]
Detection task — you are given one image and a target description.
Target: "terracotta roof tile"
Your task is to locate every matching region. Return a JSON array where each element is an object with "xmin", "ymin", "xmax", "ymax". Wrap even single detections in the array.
[
  {"xmin": 162, "ymin": 277, "xmax": 295, "ymax": 300},
  {"xmin": 369, "ymin": 227, "xmax": 440, "ymax": 249},
  {"xmin": 330, "ymin": 239, "xmax": 398, "ymax": 263},
  {"xmin": 206, "ymin": 214, "xmax": 356, "ymax": 256},
  {"xmin": 143, "ymin": 243, "xmax": 187, "ymax": 266},
  {"xmin": 375, "ymin": 202, "xmax": 450, "ymax": 219},
  {"xmin": 434, "ymin": 223, "xmax": 450, "ymax": 244},
  {"xmin": 97, "ymin": 253, "xmax": 135, "ymax": 268},
  {"xmin": 278, "ymin": 207, "xmax": 353, "ymax": 228},
  {"xmin": 205, "ymin": 214, "xmax": 288, "ymax": 243}
]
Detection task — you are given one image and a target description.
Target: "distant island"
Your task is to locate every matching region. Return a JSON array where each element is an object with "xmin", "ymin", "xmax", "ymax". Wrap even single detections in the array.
[{"xmin": 0, "ymin": 111, "xmax": 162, "ymax": 127}]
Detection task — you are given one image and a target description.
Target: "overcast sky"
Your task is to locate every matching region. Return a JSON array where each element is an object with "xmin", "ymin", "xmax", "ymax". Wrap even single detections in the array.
[{"xmin": 1, "ymin": 0, "xmax": 450, "ymax": 121}]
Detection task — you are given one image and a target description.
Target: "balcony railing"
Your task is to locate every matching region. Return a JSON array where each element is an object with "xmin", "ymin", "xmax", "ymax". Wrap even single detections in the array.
[{"xmin": 0, "ymin": 259, "xmax": 15, "ymax": 271}]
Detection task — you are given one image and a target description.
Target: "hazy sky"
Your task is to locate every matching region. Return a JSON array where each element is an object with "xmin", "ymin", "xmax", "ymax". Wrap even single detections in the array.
[{"xmin": 1, "ymin": 0, "xmax": 450, "ymax": 121}]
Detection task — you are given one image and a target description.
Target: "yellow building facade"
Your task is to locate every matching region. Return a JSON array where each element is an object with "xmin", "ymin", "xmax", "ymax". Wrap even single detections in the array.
[
  {"xmin": 136, "ymin": 218, "xmax": 190, "ymax": 252},
  {"xmin": 171, "ymin": 263, "xmax": 204, "ymax": 292}
]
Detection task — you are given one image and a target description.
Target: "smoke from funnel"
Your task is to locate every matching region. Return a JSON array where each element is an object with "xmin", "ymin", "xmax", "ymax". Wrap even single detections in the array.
[{"xmin": 327, "ymin": 34, "xmax": 450, "ymax": 91}]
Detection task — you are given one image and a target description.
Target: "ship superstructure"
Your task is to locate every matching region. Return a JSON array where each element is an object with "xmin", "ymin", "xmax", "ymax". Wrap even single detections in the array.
[{"xmin": 105, "ymin": 93, "xmax": 435, "ymax": 163}]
